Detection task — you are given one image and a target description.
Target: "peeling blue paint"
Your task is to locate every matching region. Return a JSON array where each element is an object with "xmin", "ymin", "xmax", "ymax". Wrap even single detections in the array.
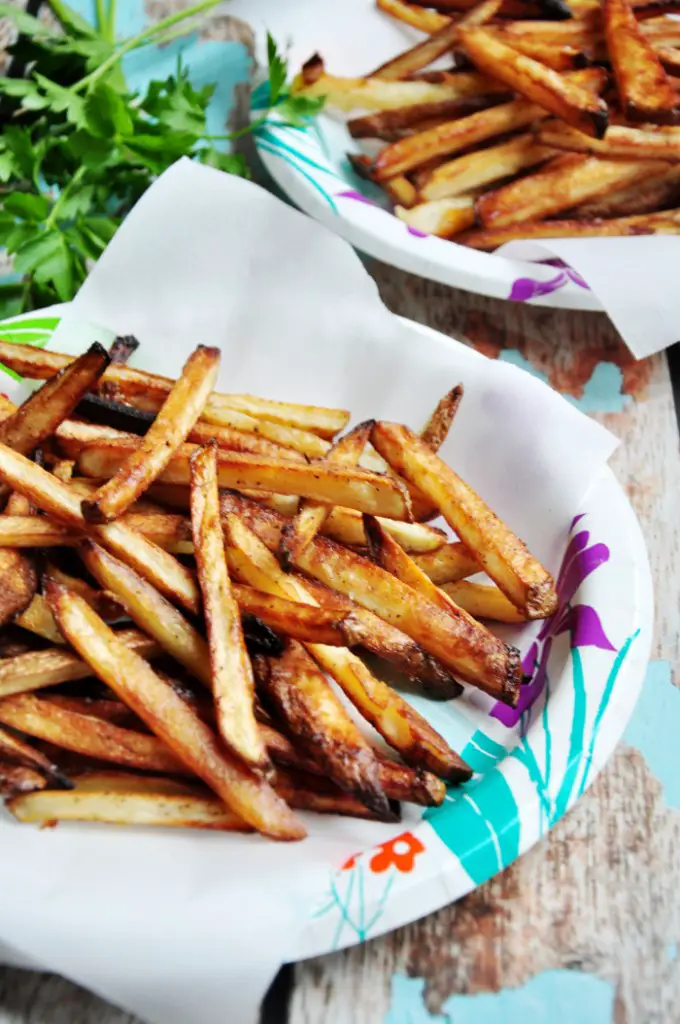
[
  {"xmin": 385, "ymin": 970, "xmax": 615, "ymax": 1023},
  {"xmin": 623, "ymin": 660, "xmax": 679, "ymax": 810},
  {"xmin": 499, "ymin": 350, "xmax": 632, "ymax": 414}
]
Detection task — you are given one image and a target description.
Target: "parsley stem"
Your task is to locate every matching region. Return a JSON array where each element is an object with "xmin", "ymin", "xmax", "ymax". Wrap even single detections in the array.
[
  {"xmin": 95, "ymin": 0, "xmax": 108, "ymax": 39},
  {"xmin": 107, "ymin": 0, "xmax": 118, "ymax": 40},
  {"xmin": 71, "ymin": 0, "xmax": 224, "ymax": 93},
  {"xmin": 44, "ymin": 166, "xmax": 86, "ymax": 230}
]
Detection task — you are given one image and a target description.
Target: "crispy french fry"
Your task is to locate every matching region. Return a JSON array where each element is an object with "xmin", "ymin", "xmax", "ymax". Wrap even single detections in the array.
[
  {"xmin": 537, "ymin": 120, "xmax": 680, "ymax": 159},
  {"xmin": 377, "ymin": 0, "xmax": 452, "ymax": 32},
  {"xmin": 234, "ymin": 583, "xmax": 366, "ymax": 646},
  {"xmin": 441, "ymin": 580, "xmax": 526, "ymax": 621},
  {"xmin": 43, "ymin": 695, "xmax": 143, "ymax": 729},
  {"xmin": 45, "ymin": 581, "xmax": 307, "ymax": 840},
  {"xmin": 254, "ymin": 640, "xmax": 389, "ymax": 814},
  {"xmin": 0, "ymin": 693, "xmax": 188, "ymax": 775},
  {"xmin": 44, "ymin": 565, "xmax": 125, "ymax": 622},
  {"xmin": 293, "ymin": 64, "xmax": 506, "ymax": 111},
  {"xmin": 15, "ymin": 594, "xmax": 65, "ymax": 644},
  {"xmin": 224, "ymin": 513, "xmax": 471, "ymax": 780},
  {"xmin": 0, "ymin": 629, "xmax": 159, "ymax": 698},
  {"xmin": 0, "ymin": 547, "xmax": 37, "ymax": 627},
  {"xmin": 372, "ymin": 421, "xmax": 557, "ymax": 618},
  {"xmin": 275, "ymin": 767, "xmax": 399, "ymax": 821},
  {"xmin": 80, "ymin": 541, "xmax": 211, "ymax": 689},
  {"xmin": 421, "ymin": 134, "xmax": 555, "ymax": 199},
  {"xmin": 420, "ymin": 386, "xmax": 463, "ymax": 451},
  {"xmin": 0, "ymin": 722, "xmax": 71, "ymax": 787},
  {"xmin": 0, "ymin": 512, "xmax": 192, "ymax": 554},
  {"xmin": 0, "ymin": 444, "xmax": 201, "ymax": 612},
  {"xmin": 476, "ymin": 153, "xmax": 670, "ymax": 226},
  {"xmin": 413, "ymin": 541, "xmax": 480, "ymax": 583},
  {"xmin": 7, "ymin": 788, "xmax": 251, "ymax": 831},
  {"xmin": 605, "ymin": 0, "xmax": 680, "ymax": 122},
  {"xmin": 108, "ymin": 335, "xmax": 139, "ymax": 364},
  {"xmin": 82, "ymin": 346, "xmax": 220, "ymax": 523},
  {"xmin": 568, "ymin": 164, "xmax": 680, "ymax": 215},
  {"xmin": 488, "ymin": 30, "xmax": 589, "ymax": 69},
  {"xmin": 463, "ymin": 206, "xmax": 680, "ymax": 246},
  {"xmin": 324, "ymin": 508, "xmax": 447, "ymax": 551},
  {"xmin": 0, "ymin": 762, "xmax": 48, "ymax": 798},
  {"xmin": 190, "ymin": 443, "xmax": 268, "ymax": 771},
  {"xmin": 395, "ymin": 197, "xmax": 476, "ymax": 237},
  {"xmin": 280, "ymin": 420, "xmax": 374, "ymax": 568},
  {"xmin": 348, "ymin": 95, "xmax": 507, "ymax": 139},
  {"xmin": 73, "ymin": 435, "xmax": 412, "ymax": 519},
  {"xmin": 658, "ymin": 44, "xmax": 680, "ymax": 74},
  {"xmin": 458, "ymin": 27, "xmax": 608, "ymax": 136},
  {"xmin": 383, "ymin": 175, "xmax": 419, "ymax": 207}
]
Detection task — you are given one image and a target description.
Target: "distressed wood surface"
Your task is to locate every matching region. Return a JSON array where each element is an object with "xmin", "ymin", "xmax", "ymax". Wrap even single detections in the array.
[{"xmin": 0, "ymin": 275, "xmax": 675, "ymax": 1024}]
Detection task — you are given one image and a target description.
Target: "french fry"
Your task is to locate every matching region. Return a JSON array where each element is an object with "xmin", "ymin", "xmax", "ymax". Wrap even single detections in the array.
[
  {"xmin": 291, "ymin": 528, "xmax": 522, "ymax": 702},
  {"xmin": 73, "ymin": 435, "xmax": 412, "ymax": 520},
  {"xmin": 0, "ymin": 444, "xmax": 200, "ymax": 612},
  {"xmin": 0, "ymin": 341, "xmax": 350, "ymax": 441},
  {"xmin": 233, "ymin": 584, "xmax": 367, "ymax": 646},
  {"xmin": 224, "ymin": 513, "xmax": 471, "ymax": 780},
  {"xmin": 190, "ymin": 443, "xmax": 268, "ymax": 771},
  {"xmin": 254, "ymin": 640, "xmax": 389, "ymax": 815},
  {"xmin": 81, "ymin": 346, "xmax": 220, "ymax": 523},
  {"xmin": 108, "ymin": 335, "xmax": 139, "ymax": 365},
  {"xmin": 45, "ymin": 581, "xmax": 307, "ymax": 840},
  {"xmin": 275, "ymin": 767, "xmax": 399, "ymax": 821},
  {"xmin": 0, "ymin": 722, "xmax": 71, "ymax": 788},
  {"xmin": 383, "ymin": 175, "xmax": 419, "ymax": 207},
  {"xmin": 464, "ymin": 206, "xmax": 680, "ymax": 246},
  {"xmin": 395, "ymin": 197, "xmax": 476, "ymax": 236},
  {"xmin": 0, "ymin": 629, "xmax": 159, "ymax": 698},
  {"xmin": 476, "ymin": 154, "xmax": 670, "ymax": 226},
  {"xmin": 43, "ymin": 695, "xmax": 143, "ymax": 730},
  {"xmin": 537, "ymin": 120, "xmax": 680, "ymax": 160},
  {"xmin": 441, "ymin": 580, "xmax": 527, "ymax": 621},
  {"xmin": 370, "ymin": 1, "xmax": 502, "ymax": 81},
  {"xmin": 280, "ymin": 420, "xmax": 374, "ymax": 568},
  {"xmin": 458, "ymin": 27, "xmax": 608, "ymax": 136},
  {"xmin": 413, "ymin": 540, "xmax": 481, "ymax": 583},
  {"xmin": 43, "ymin": 565, "xmax": 125, "ymax": 622},
  {"xmin": 605, "ymin": 0, "xmax": 680, "ymax": 122},
  {"xmin": 0, "ymin": 693, "xmax": 188, "ymax": 775},
  {"xmin": 7, "ymin": 788, "xmax": 251, "ymax": 832},
  {"xmin": 377, "ymin": 0, "xmax": 452, "ymax": 33},
  {"xmin": 488, "ymin": 31, "xmax": 589, "ymax": 69},
  {"xmin": 372, "ymin": 421, "xmax": 557, "ymax": 617},
  {"xmin": 324, "ymin": 509, "xmax": 446, "ymax": 552},
  {"xmin": 0, "ymin": 763, "xmax": 48, "ymax": 798},
  {"xmin": 293, "ymin": 62, "xmax": 507, "ymax": 111},
  {"xmin": 568, "ymin": 164, "xmax": 680, "ymax": 215},
  {"xmin": 420, "ymin": 385, "xmax": 463, "ymax": 451},
  {"xmin": 0, "ymin": 512, "xmax": 192, "ymax": 554},
  {"xmin": 15, "ymin": 594, "xmax": 65, "ymax": 644},
  {"xmin": 421, "ymin": 134, "xmax": 555, "ymax": 199},
  {"xmin": 657, "ymin": 44, "xmax": 680, "ymax": 74},
  {"xmin": 347, "ymin": 96, "xmax": 508, "ymax": 138},
  {"xmin": 0, "ymin": 547, "xmax": 37, "ymax": 627},
  {"xmin": 80, "ymin": 541, "xmax": 212, "ymax": 690}
]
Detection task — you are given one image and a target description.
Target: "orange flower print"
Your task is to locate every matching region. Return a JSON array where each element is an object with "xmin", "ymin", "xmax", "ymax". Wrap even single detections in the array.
[
  {"xmin": 369, "ymin": 832, "xmax": 425, "ymax": 874},
  {"xmin": 341, "ymin": 853, "xmax": 358, "ymax": 871}
]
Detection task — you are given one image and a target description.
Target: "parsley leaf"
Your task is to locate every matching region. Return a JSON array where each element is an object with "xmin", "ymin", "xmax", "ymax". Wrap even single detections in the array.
[{"xmin": 267, "ymin": 32, "xmax": 287, "ymax": 106}]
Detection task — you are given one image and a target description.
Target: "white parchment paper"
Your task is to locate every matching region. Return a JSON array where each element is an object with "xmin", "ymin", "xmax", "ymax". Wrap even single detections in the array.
[{"xmin": 0, "ymin": 159, "xmax": 617, "ymax": 1024}]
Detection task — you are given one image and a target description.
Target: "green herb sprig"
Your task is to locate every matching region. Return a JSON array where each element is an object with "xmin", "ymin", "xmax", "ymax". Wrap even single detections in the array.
[{"xmin": 0, "ymin": 2, "xmax": 323, "ymax": 318}]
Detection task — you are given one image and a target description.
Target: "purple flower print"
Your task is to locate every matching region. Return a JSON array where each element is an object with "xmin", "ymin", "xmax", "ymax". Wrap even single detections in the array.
[
  {"xmin": 509, "ymin": 262, "xmax": 590, "ymax": 302},
  {"xmin": 335, "ymin": 190, "xmax": 376, "ymax": 206},
  {"xmin": 490, "ymin": 524, "xmax": 613, "ymax": 727}
]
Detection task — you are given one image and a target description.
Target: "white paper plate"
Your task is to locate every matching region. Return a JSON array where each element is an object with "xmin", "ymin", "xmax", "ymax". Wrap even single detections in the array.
[
  {"xmin": 228, "ymin": 0, "xmax": 603, "ymax": 311},
  {"xmin": 0, "ymin": 309, "xmax": 651, "ymax": 964}
]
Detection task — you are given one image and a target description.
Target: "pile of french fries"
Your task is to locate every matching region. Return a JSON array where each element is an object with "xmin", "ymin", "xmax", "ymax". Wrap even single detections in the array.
[
  {"xmin": 292, "ymin": 0, "xmax": 680, "ymax": 247},
  {"xmin": 0, "ymin": 335, "xmax": 557, "ymax": 841}
]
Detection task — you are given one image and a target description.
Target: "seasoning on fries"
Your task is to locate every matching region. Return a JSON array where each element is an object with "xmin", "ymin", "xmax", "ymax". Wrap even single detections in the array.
[{"xmin": 0, "ymin": 338, "xmax": 561, "ymax": 841}]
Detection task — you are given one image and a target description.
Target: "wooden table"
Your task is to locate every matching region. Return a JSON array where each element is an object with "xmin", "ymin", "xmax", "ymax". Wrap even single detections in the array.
[{"xmin": 0, "ymin": 275, "xmax": 676, "ymax": 1024}]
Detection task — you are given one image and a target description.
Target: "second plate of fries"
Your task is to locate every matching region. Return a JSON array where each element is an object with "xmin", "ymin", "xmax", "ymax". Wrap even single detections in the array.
[{"xmin": 237, "ymin": 0, "xmax": 680, "ymax": 308}]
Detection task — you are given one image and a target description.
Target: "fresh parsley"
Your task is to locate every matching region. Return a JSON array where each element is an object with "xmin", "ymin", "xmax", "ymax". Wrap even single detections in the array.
[{"xmin": 0, "ymin": 1, "xmax": 324, "ymax": 318}]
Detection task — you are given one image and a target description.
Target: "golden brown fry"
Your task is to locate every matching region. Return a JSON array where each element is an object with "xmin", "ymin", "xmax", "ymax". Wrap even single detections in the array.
[
  {"xmin": 384, "ymin": 175, "xmax": 419, "ymax": 207},
  {"xmin": 348, "ymin": 96, "xmax": 507, "ymax": 140},
  {"xmin": 233, "ymin": 583, "xmax": 367, "ymax": 646},
  {"xmin": 7, "ymin": 788, "xmax": 250, "ymax": 831},
  {"xmin": 0, "ymin": 722, "xmax": 71, "ymax": 787},
  {"xmin": 224, "ymin": 513, "xmax": 471, "ymax": 780},
  {"xmin": 488, "ymin": 31, "xmax": 589, "ymax": 69},
  {"xmin": 568, "ymin": 164, "xmax": 680, "ymax": 215},
  {"xmin": 395, "ymin": 197, "xmax": 476, "ymax": 237},
  {"xmin": 372, "ymin": 421, "xmax": 557, "ymax": 618},
  {"xmin": 458, "ymin": 27, "xmax": 608, "ymax": 136},
  {"xmin": 292, "ymin": 65, "xmax": 506, "ymax": 112},
  {"xmin": 441, "ymin": 580, "xmax": 526, "ymax": 621},
  {"xmin": 190, "ymin": 443, "xmax": 268, "ymax": 771},
  {"xmin": 413, "ymin": 541, "xmax": 480, "ymax": 583},
  {"xmin": 292, "ymin": 527, "xmax": 521, "ymax": 702},
  {"xmin": 15, "ymin": 594, "xmax": 65, "ymax": 644},
  {"xmin": 657, "ymin": 44, "xmax": 680, "ymax": 74},
  {"xmin": 377, "ymin": 0, "xmax": 451, "ymax": 32},
  {"xmin": 0, "ymin": 512, "xmax": 192, "ymax": 554},
  {"xmin": 280, "ymin": 420, "xmax": 374, "ymax": 569},
  {"xmin": 0, "ymin": 444, "xmax": 200, "ymax": 611},
  {"xmin": 45, "ymin": 581, "xmax": 306, "ymax": 840},
  {"xmin": 476, "ymin": 154, "xmax": 670, "ymax": 227},
  {"xmin": 44, "ymin": 565, "xmax": 125, "ymax": 622},
  {"xmin": 82, "ymin": 345, "xmax": 220, "ymax": 523},
  {"xmin": 43, "ymin": 695, "xmax": 142, "ymax": 729},
  {"xmin": 605, "ymin": 0, "xmax": 680, "ymax": 122},
  {"xmin": 421, "ymin": 134, "xmax": 555, "ymax": 199},
  {"xmin": 0, "ymin": 693, "xmax": 188, "ymax": 775},
  {"xmin": 538, "ymin": 120, "xmax": 680, "ymax": 160},
  {"xmin": 254, "ymin": 640, "xmax": 389, "ymax": 814},
  {"xmin": 74, "ymin": 435, "xmax": 412, "ymax": 519},
  {"xmin": 275, "ymin": 767, "xmax": 399, "ymax": 821},
  {"xmin": 0, "ymin": 628, "xmax": 159, "ymax": 698},
  {"xmin": 80, "ymin": 541, "xmax": 212, "ymax": 689},
  {"xmin": 462, "ymin": 207, "xmax": 680, "ymax": 246},
  {"xmin": 325, "ymin": 508, "xmax": 447, "ymax": 552},
  {"xmin": 0, "ymin": 547, "xmax": 37, "ymax": 627},
  {"xmin": 0, "ymin": 762, "xmax": 48, "ymax": 798}
]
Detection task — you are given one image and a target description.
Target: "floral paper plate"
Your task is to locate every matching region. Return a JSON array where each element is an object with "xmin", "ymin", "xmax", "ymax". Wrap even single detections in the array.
[
  {"xmin": 229, "ymin": 0, "xmax": 602, "ymax": 311},
  {"xmin": 0, "ymin": 309, "xmax": 652, "ymax": 962}
]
